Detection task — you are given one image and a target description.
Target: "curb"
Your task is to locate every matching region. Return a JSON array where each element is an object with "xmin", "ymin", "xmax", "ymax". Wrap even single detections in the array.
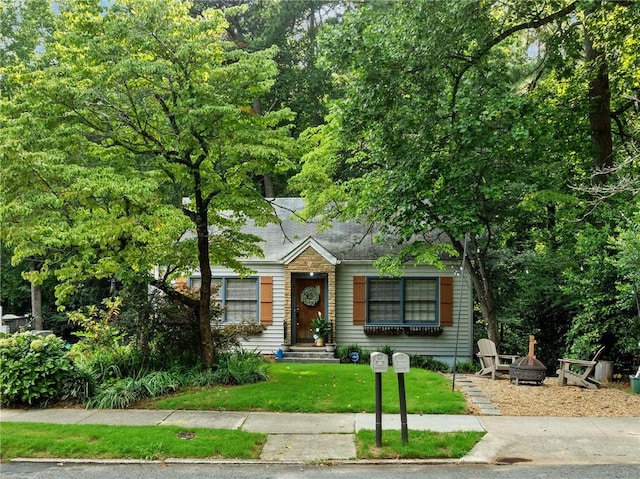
[{"xmin": 8, "ymin": 457, "xmax": 478, "ymax": 466}]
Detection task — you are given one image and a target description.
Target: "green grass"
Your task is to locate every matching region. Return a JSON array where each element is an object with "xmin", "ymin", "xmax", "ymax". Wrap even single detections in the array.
[
  {"xmin": 0, "ymin": 422, "xmax": 267, "ymax": 462},
  {"xmin": 0, "ymin": 364, "xmax": 477, "ymax": 462},
  {"xmin": 0, "ymin": 422, "xmax": 485, "ymax": 462},
  {"xmin": 356, "ymin": 429, "xmax": 485, "ymax": 459},
  {"xmin": 147, "ymin": 363, "xmax": 468, "ymax": 414}
]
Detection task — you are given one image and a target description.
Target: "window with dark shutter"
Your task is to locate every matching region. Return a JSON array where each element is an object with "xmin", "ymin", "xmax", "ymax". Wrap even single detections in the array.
[
  {"xmin": 439, "ymin": 276, "xmax": 453, "ymax": 327},
  {"xmin": 353, "ymin": 276, "xmax": 366, "ymax": 325},
  {"xmin": 260, "ymin": 276, "xmax": 273, "ymax": 326}
]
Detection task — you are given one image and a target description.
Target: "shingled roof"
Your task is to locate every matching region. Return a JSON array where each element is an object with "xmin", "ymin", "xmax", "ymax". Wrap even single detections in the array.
[{"xmin": 243, "ymin": 197, "xmax": 398, "ymax": 263}]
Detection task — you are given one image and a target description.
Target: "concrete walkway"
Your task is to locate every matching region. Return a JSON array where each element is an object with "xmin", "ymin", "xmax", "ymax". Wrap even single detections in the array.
[{"xmin": 2, "ymin": 407, "xmax": 639, "ymax": 465}]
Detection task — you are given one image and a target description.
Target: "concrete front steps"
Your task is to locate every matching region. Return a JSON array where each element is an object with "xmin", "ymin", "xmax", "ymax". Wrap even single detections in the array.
[{"xmin": 277, "ymin": 345, "xmax": 340, "ymax": 364}]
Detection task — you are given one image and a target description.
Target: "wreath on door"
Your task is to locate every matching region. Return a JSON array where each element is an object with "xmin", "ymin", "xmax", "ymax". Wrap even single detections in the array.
[{"xmin": 301, "ymin": 286, "xmax": 320, "ymax": 306}]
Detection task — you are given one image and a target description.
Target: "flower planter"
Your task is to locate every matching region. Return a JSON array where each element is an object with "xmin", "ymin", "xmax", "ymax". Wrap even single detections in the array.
[
  {"xmin": 630, "ymin": 375, "xmax": 640, "ymax": 394},
  {"xmin": 315, "ymin": 337, "xmax": 325, "ymax": 347},
  {"xmin": 325, "ymin": 343, "xmax": 336, "ymax": 353}
]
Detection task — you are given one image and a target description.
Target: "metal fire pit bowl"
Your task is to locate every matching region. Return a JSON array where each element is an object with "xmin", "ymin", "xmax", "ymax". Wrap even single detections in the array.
[{"xmin": 509, "ymin": 356, "xmax": 547, "ymax": 386}]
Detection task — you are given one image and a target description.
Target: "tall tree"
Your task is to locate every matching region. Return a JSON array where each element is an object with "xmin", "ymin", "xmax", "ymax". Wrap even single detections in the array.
[
  {"xmin": 294, "ymin": 0, "xmax": 639, "ymax": 348},
  {"xmin": 1, "ymin": 0, "xmax": 56, "ymax": 329},
  {"xmin": 192, "ymin": 0, "xmax": 347, "ymax": 196},
  {"xmin": 1, "ymin": 0, "xmax": 294, "ymax": 367}
]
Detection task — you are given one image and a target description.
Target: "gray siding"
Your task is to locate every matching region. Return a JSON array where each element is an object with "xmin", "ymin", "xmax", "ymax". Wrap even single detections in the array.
[
  {"xmin": 210, "ymin": 261, "xmax": 473, "ymax": 364},
  {"xmin": 335, "ymin": 262, "xmax": 473, "ymax": 366},
  {"xmin": 210, "ymin": 263, "xmax": 286, "ymax": 353}
]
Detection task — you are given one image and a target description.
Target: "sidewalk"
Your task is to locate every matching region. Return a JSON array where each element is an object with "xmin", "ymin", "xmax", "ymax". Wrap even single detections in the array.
[{"xmin": 1, "ymin": 407, "xmax": 639, "ymax": 465}]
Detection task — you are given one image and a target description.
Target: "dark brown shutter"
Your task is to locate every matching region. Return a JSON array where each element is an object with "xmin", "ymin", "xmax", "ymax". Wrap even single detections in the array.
[
  {"xmin": 353, "ymin": 276, "xmax": 366, "ymax": 325},
  {"xmin": 440, "ymin": 276, "xmax": 453, "ymax": 327},
  {"xmin": 260, "ymin": 276, "xmax": 273, "ymax": 326}
]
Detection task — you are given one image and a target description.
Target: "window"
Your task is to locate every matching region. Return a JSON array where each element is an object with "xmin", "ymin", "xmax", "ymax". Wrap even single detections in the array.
[
  {"xmin": 189, "ymin": 276, "xmax": 258, "ymax": 323},
  {"xmin": 367, "ymin": 278, "xmax": 438, "ymax": 325}
]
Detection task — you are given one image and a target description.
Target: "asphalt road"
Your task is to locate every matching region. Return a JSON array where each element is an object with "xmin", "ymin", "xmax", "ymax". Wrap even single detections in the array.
[{"xmin": 2, "ymin": 463, "xmax": 640, "ymax": 479}]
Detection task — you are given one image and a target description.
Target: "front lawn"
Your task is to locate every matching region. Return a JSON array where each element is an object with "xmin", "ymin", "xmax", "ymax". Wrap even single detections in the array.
[{"xmin": 146, "ymin": 363, "xmax": 468, "ymax": 414}]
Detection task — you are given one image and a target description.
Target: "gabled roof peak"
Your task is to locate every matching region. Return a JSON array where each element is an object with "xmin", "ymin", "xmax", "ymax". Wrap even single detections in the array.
[{"xmin": 280, "ymin": 236, "xmax": 340, "ymax": 266}]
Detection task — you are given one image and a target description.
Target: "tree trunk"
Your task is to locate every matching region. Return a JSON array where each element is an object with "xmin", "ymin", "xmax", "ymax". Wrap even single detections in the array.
[
  {"xmin": 584, "ymin": 7, "xmax": 613, "ymax": 185},
  {"xmin": 196, "ymin": 218, "xmax": 216, "ymax": 369},
  {"xmin": 30, "ymin": 283, "xmax": 43, "ymax": 330},
  {"xmin": 465, "ymin": 254, "xmax": 498, "ymax": 346},
  {"xmin": 251, "ymin": 98, "xmax": 275, "ymax": 198},
  {"xmin": 192, "ymin": 166, "xmax": 216, "ymax": 369},
  {"xmin": 30, "ymin": 261, "xmax": 43, "ymax": 330}
]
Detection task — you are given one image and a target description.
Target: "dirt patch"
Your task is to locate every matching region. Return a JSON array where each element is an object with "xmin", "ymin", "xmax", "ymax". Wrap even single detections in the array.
[{"xmin": 458, "ymin": 375, "xmax": 640, "ymax": 417}]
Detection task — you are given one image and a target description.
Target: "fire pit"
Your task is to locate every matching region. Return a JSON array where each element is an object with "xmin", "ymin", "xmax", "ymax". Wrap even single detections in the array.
[{"xmin": 509, "ymin": 335, "xmax": 547, "ymax": 386}]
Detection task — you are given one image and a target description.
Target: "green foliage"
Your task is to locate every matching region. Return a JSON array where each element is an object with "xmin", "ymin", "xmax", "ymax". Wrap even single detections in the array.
[
  {"xmin": 295, "ymin": 0, "xmax": 640, "ymax": 362},
  {"xmin": 1, "ymin": 0, "xmax": 297, "ymax": 368},
  {"xmin": 86, "ymin": 351, "xmax": 269, "ymax": 409},
  {"xmin": 454, "ymin": 360, "xmax": 479, "ymax": 374},
  {"xmin": 68, "ymin": 298, "xmax": 124, "ymax": 348},
  {"xmin": 212, "ymin": 321, "xmax": 266, "ymax": 352},
  {"xmin": 379, "ymin": 345, "xmax": 395, "ymax": 361},
  {"xmin": 561, "ymin": 205, "xmax": 640, "ymax": 372},
  {"xmin": 409, "ymin": 355, "xmax": 450, "ymax": 373},
  {"xmin": 310, "ymin": 313, "xmax": 331, "ymax": 339},
  {"xmin": 0, "ymin": 332, "xmax": 87, "ymax": 407},
  {"xmin": 67, "ymin": 297, "xmax": 149, "ymax": 382},
  {"xmin": 0, "ymin": 245, "xmax": 31, "ymax": 314},
  {"xmin": 86, "ymin": 370, "xmax": 184, "ymax": 409},
  {"xmin": 337, "ymin": 343, "xmax": 371, "ymax": 364},
  {"xmin": 212, "ymin": 350, "xmax": 269, "ymax": 386}
]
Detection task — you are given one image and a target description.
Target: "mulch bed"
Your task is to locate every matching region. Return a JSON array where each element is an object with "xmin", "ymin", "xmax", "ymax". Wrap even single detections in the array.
[{"xmin": 458, "ymin": 375, "xmax": 640, "ymax": 417}]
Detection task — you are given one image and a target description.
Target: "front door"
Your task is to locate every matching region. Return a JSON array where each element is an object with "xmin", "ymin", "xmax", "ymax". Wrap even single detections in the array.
[{"xmin": 294, "ymin": 277, "xmax": 325, "ymax": 344}]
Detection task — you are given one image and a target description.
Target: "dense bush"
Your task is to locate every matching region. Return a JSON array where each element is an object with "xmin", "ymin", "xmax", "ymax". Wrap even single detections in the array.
[
  {"xmin": 454, "ymin": 359, "xmax": 479, "ymax": 374},
  {"xmin": 86, "ymin": 350, "xmax": 269, "ymax": 409},
  {"xmin": 409, "ymin": 354, "xmax": 449, "ymax": 372},
  {"xmin": 0, "ymin": 332, "xmax": 89, "ymax": 407},
  {"xmin": 86, "ymin": 370, "xmax": 182, "ymax": 409},
  {"xmin": 337, "ymin": 343, "xmax": 454, "ymax": 372},
  {"xmin": 213, "ymin": 350, "xmax": 269, "ymax": 385},
  {"xmin": 337, "ymin": 344, "xmax": 372, "ymax": 364}
]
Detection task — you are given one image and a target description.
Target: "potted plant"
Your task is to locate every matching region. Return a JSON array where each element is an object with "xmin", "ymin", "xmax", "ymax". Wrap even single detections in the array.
[{"xmin": 311, "ymin": 311, "xmax": 330, "ymax": 347}]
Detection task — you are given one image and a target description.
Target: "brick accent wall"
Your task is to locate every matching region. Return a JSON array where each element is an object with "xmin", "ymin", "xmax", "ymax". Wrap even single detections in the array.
[{"xmin": 284, "ymin": 247, "xmax": 336, "ymax": 342}]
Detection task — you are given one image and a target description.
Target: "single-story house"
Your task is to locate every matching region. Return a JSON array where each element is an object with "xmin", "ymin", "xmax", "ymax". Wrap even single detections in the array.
[{"xmin": 187, "ymin": 198, "xmax": 472, "ymax": 366}]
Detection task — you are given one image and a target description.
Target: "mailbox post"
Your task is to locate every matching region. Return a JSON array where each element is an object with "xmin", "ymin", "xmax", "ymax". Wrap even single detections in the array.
[
  {"xmin": 392, "ymin": 352, "xmax": 410, "ymax": 443},
  {"xmin": 370, "ymin": 352, "xmax": 389, "ymax": 447}
]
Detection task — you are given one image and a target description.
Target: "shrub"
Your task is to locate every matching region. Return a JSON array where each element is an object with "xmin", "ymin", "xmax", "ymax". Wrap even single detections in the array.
[
  {"xmin": 85, "ymin": 351, "xmax": 269, "ymax": 409},
  {"xmin": 337, "ymin": 344, "xmax": 371, "ymax": 364},
  {"xmin": 379, "ymin": 345, "xmax": 395, "ymax": 362},
  {"xmin": 71, "ymin": 343, "xmax": 144, "ymax": 383},
  {"xmin": 212, "ymin": 321, "xmax": 266, "ymax": 353},
  {"xmin": 86, "ymin": 377, "xmax": 145, "ymax": 409},
  {"xmin": 454, "ymin": 360, "xmax": 479, "ymax": 374},
  {"xmin": 409, "ymin": 355, "xmax": 449, "ymax": 372},
  {"xmin": 213, "ymin": 350, "xmax": 269, "ymax": 385},
  {"xmin": 60, "ymin": 366, "xmax": 96, "ymax": 403},
  {"xmin": 87, "ymin": 370, "xmax": 182, "ymax": 409},
  {"xmin": 0, "ymin": 332, "xmax": 88, "ymax": 407}
]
